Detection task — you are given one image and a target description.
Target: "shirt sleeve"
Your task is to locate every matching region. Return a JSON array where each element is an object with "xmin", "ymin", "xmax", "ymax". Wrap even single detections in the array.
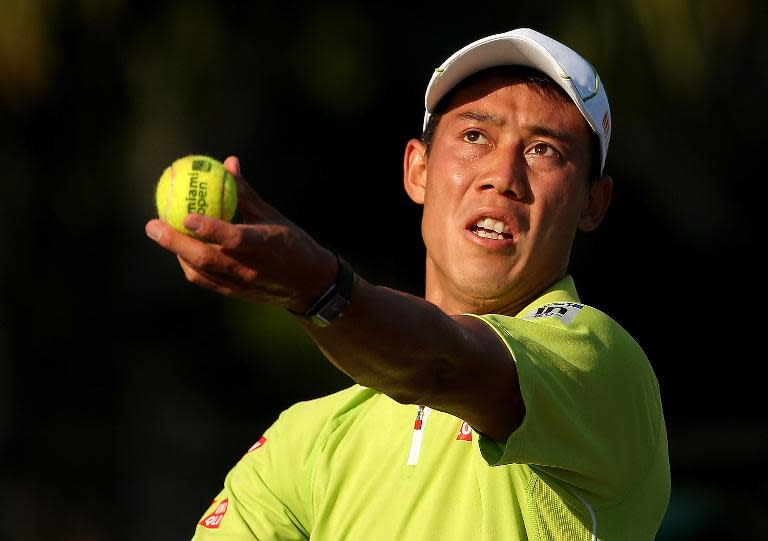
[
  {"xmin": 469, "ymin": 307, "xmax": 665, "ymax": 501},
  {"xmin": 190, "ymin": 409, "xmax": 313, "ymax": 540}
]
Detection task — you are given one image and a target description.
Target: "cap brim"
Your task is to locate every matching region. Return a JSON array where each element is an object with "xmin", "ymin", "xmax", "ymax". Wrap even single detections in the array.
[{"xmin": 425, "ymin": 35, "xmax": 572, "ymax": 114}]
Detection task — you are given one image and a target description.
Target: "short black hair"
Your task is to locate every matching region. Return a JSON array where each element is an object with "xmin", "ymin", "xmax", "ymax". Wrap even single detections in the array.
[{"xmin": 420, "ymin": 66, "xmax": 602, "ymax": 183}]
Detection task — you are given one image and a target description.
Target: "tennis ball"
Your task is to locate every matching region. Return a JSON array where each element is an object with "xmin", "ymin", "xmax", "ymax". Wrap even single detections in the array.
[{"xmin": 155, "ymin": 155, "xmax": 238, "ymax": 235}]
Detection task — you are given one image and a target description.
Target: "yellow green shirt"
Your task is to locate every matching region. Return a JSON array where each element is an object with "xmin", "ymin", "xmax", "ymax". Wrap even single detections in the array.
[{"xmin": 192, "ymin": 275, "xmax": 670, "ymax": 540}]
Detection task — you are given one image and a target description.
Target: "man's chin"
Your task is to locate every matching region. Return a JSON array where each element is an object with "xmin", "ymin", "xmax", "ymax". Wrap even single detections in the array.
[{"xmin": 453, "ymin": 272, "xmax": 522, "ymax": 309}]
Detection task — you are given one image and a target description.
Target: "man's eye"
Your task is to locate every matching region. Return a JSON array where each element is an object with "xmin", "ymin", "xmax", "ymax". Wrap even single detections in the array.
[
  {"xmin": 530, "ymin": 143, "xmax": 558, "ymax": 157},
  {"xmin": 462, "ymin": 131, "xmax": 489, "ymax": 145}
]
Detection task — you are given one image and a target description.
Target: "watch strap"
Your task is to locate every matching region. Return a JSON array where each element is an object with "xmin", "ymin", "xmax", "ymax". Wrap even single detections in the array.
[{"xmin": 292, "ymin": 254, "xmax": 354, "ymax": 327}]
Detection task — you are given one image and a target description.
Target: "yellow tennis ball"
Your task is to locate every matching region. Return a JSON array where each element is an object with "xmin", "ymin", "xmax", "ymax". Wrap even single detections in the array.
[{"xmin": 155, "ymin": 155, "xmax": 238, "ymax": 235}]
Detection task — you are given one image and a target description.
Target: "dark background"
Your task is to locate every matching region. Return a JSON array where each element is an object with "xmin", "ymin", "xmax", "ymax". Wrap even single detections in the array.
[{"xmin": 0, "ymin": 1, "xmax": 765, "ymax": 539}]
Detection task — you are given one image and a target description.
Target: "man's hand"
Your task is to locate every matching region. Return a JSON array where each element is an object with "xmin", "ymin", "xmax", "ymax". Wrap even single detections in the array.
[{"xmin": 145, "ymin": 156, "xmax": 338, "ymax": 313}]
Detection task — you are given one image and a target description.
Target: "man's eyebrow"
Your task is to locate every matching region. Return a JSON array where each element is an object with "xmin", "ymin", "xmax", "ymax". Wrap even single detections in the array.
[
  {"xmin": 456, "ymin": 110, "xmax": 505, "ymax": 126},
  {"xmin": 523, "ymin": 123, "xmax": 575, "ymax": 144}
]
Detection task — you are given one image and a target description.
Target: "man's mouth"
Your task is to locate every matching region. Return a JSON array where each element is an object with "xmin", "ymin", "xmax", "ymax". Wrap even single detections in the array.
[{"xmin": 470, "ymin": 217, "xmax": 513, "ymax": 240}]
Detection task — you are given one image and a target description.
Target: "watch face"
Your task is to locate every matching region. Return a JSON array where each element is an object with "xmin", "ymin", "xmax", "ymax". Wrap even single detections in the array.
[
  {"xmin": 305, "ymin": 255, "xmax": 354, "ymax": 326},
  {"xmin": 314, "ymin": 294, "xmax": 351, "ymax": 326}
]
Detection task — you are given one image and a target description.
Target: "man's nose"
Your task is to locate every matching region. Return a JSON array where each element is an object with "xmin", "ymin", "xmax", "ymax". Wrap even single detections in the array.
[{"xmin": 475, "ymin": 149, "xmax": 528, "ymax": 200}]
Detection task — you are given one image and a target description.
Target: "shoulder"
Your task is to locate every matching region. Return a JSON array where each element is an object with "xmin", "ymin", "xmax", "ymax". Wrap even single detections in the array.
[
  {"xmin": 479, "ymin": 301, "xmax": 650, "ymax": 370},
  {"xmin": 478, "ymin": 299, "xmax": 664, "ymax": 434},
  {"xmin": 478, "ymin": 300, "xmax": 668, "ymax": 500}
]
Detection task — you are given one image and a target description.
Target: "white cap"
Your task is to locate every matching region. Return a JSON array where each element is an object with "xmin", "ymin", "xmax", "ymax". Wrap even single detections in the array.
[{"xmin": 423, "ymin": 28, "xmax": 611, "ymax": 172}]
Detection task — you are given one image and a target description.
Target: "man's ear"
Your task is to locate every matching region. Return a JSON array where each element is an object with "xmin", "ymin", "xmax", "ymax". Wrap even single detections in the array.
[
  {"xmin": 578, "ymin": 175, "xmax": 613, "ymax": 231},
  {"xmin": 403, "ymin": 138, "xmax": 427, "ymax": 205}
]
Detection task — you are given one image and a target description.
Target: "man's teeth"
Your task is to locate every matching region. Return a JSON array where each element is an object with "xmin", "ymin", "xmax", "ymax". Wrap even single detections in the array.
[
  {"xmin": 475, "ymin": 218, "xmax": 511, "ymax": 240},
  {"xmin": 475, "ymin": 229, "xmax": 503, "ymax": 239}
]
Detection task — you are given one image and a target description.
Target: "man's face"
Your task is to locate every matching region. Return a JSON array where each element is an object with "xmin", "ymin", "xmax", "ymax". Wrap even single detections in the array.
[{"xmin": 405, "ymin": 71, "xmax": 607, "ymax": 314}]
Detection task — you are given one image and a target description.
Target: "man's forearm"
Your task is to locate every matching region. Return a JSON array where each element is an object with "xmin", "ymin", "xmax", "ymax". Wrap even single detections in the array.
[
  {"xmin": 297, "ymin": 276, "xmax": 463, "ymax": 404},
  {"xmin": 296, "ymin": 275, "xmax": 524, "ymax": 440}
]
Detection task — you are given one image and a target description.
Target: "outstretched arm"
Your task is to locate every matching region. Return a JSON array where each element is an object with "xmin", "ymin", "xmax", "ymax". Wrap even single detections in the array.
[{"xmin": 145, "ymin": 156, "xmax": 523, "ymax": 441}]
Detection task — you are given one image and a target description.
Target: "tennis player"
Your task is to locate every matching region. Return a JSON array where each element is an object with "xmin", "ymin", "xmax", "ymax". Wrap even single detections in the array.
[{"xmin": 146, "ymin": 28, "xmax": 670, "ymax": 540}]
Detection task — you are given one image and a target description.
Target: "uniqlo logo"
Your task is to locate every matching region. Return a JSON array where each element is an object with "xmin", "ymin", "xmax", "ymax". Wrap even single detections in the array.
[
  {"xmin": 456, "ymin": 421, "xmax": 473, "ymax": 441},
  {"xmin": 199, "ymin": 499, "xmax": 228, "ymax": 529},
  {"xmin": 602, "ymin": 111, "xmax": 611, "ymax": 142},
  {"xmin": 247, "ymin": 436, "xmax": 267, "ymax": 453}
]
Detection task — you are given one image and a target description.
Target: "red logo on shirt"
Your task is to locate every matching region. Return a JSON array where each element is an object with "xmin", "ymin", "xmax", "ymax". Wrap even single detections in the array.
[
  {"xmin": 414, "ymin": 405, "xmax": 426, "ymax": 430},
  {"xmin": 199, "ymin": 498, "xmax": 228, "ymax": 529},
  {"xmin": 456, "ymin": 421, "xmax": 473, "ymax": 441},
  {"xmin": 247, "ymin": 436, "xmax": 267, "ymax": 453}
]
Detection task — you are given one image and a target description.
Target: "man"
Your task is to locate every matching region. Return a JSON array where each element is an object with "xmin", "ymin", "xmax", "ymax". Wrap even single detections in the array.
[{"xmin": 146, "ymin": 28, "xmax": 670, "ymax": 540}]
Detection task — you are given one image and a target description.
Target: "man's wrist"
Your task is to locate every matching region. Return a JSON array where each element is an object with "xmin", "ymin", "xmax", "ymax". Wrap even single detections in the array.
[{"xmin": 289, "ymin": 253, "xmax": 354, "ymax": 326}]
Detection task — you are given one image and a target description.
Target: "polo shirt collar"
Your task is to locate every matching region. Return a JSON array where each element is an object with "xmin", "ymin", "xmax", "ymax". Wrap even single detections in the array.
[{"xmin": 516, "ymin": 274, "xmax": 581, "ymax": 317}]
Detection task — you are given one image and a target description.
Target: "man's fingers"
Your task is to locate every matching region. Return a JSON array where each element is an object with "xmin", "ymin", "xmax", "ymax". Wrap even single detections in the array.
[
  {"xmin": 223, "ymin": 155, "xmax": 241, "ymax": 177},
  {"xmin": 177, "ymin": 255, "xmax": 239, "ymax": 295},
  {"xmin": 184, "ymin": 214, "xmax": 260, "ymax": 253},
  {"xmin": 145, "ymin": 214, "xmax": 235, "ymax": 268},
  {"xmin": 223, "ymin": 155, "xmax": 282, "ymax": 223},
  {"xmin": 147, "ymin": 214, "xmax": 261, "ymax": 257},
  {"xmin": 224, "ymin": 154, "xmax": 262, "ymax": 220},
  {"xmin": 146, "ymin": 219, "xmax": 214, "ymax": 263},
  {"xmin": 146, "ymin": 217, "xmax": 259, "ymax": 279},
  {"xmin": 146, "ymin": 219, "xmax": 179, "ymax": 246}
]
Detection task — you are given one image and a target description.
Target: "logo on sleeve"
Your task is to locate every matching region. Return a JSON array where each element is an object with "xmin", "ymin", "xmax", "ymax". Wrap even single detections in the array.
[
  {"xmin": 199, "ymin": 499, "xmax": 228, "ymax": 529},
  {"xmin": 456, "ymin": 421, "xmax": 473, "ymax": 441},
  {"xmin": 246, "ymin": 436, "xmax": 267, "ymax": 453},
  {"xmin": 523, "ymin": 302, "xmax": 583, "ymax": 325}
]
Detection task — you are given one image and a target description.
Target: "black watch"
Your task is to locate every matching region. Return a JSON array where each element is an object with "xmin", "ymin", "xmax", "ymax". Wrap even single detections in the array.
[{"xmin": 293, "ymin": 254, "xmax": 354, "ymax": 327}]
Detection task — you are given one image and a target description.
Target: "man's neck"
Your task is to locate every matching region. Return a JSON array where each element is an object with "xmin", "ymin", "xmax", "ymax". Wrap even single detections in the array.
[{"xmin": 423, "ymin": 263, "xmax": 556, "ymax": 317}]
